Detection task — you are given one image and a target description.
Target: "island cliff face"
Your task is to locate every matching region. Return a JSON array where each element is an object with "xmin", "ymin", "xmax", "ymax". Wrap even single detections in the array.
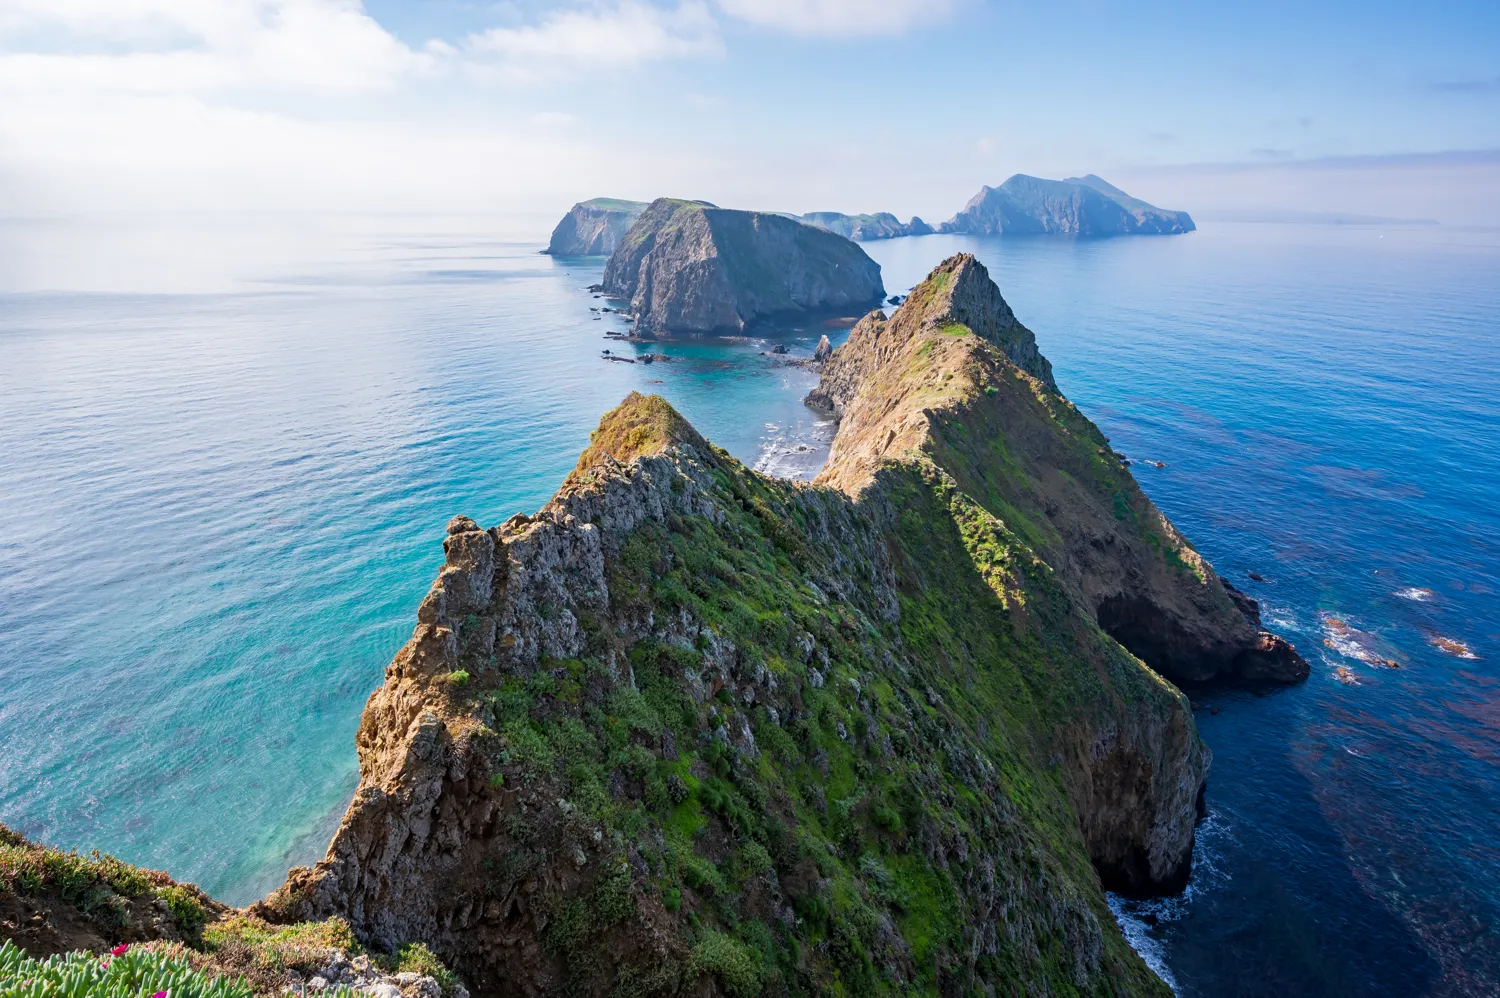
[
  {"xmin": 601, "ymin": 199, "xmax": 885, "ymax": 336},
  {"xmin": 545, "ymin": 199, "xmax": 650, "ymax": 256},
  {"xmin": 941, "ymin": 175, "xmax": 1195, "ymax": 237},
  {"xmin": 266, "ymin": 255, "xmax": 1305, "ymax": 997},
  {"xmin": 796, "ymin": 212, "xmax": 933, "ymax": 241}
]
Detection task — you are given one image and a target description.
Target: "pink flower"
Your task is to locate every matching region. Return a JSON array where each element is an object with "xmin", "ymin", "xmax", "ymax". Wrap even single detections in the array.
[
  {"xmin": 152, "ymin": 991, "xmax": 168, "ymax": 998},
  {"xmin": 111, "ymin": 945, "xmax": 130, "ymax": 957}
]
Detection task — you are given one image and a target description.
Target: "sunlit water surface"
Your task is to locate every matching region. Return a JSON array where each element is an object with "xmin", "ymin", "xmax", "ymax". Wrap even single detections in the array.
[{"xmin": 1, "ymin": 214, "xmax": 1496, "ymax": 997}]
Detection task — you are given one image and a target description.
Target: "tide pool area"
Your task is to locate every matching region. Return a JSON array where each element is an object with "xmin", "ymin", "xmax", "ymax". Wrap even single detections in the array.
[{"xmin": 2, "ymin": 214, "xmax": 1497, "ymax": 995}]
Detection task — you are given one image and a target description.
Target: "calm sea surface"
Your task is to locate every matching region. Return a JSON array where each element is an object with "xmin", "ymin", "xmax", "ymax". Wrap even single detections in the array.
[{"xmin": 1, "ymin": 214, "xmax": 1496, "ymax": 996}]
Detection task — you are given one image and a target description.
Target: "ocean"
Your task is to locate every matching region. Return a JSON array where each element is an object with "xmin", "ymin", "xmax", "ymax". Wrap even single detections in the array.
[{"xmin": 1, "ymin": 213, "xmax": 1496, "ymax": 996}]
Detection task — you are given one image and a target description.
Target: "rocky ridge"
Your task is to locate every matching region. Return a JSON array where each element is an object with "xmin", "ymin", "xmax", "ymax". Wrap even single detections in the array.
[
  {"xmin": 941, "ymin": 175, "xmax": 1195, "ymax": 237},
  {"xmin": 601, "ymin": 198, "xmax": 885, "ymax": 336},
  {"xmin": 812, "ymin": 255, "xmax": 1303, "ymax": 685},
  {"xmin": 260, "ymin": 254, "xmax": 1309, "ymax": 996},
  {"xmin": 544, "ymin": 199, "xmax": 650, "ymax": 257}
]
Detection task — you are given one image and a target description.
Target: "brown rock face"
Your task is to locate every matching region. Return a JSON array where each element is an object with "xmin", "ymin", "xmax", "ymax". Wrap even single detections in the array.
[
  {"xmin": 265, "ymin": 256, "xmax": 1304, "ymax": 996},
  {"xmin": 601, "ymin": 198, "xmax": 884, "ymax": 336},
  {"xmin": 811, "ymin": 254, "xmax": 1307, "ymax": 687},
  {"xmin": 0, "ymin": 824, "xmax": 225, "ymax": 958}
]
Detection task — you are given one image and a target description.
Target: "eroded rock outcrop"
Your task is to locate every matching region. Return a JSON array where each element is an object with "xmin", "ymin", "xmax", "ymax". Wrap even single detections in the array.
[
  {"xmin": 601, "ymin": 198, "xmax": 885, "ymax": 336},
  {"xmin": 544, "ymin": 199, "xmax": 649, "ymax": 256},
  {"xmin": 257, "ymin": 256, "xmax": 1303, "ymax": 997},
  {"xmin": 941, "ymin": 175, "xmax": 1195, "ymax": 237}
]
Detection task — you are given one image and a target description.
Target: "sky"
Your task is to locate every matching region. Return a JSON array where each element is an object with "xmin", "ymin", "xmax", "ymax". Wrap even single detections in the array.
[{"xmin": 0, "ymin": 0, "xmax": 1497, "ymax": 224}]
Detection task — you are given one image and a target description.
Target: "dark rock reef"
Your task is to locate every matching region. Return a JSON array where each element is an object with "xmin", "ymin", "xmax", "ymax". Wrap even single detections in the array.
[
  {"xmin": 794, "ymin": 212, "xmax": 933, "ymax": 241},
  {"xmin": 601, "ymin": 198, "xmax": 885, "ymax": 336},
  {"xmin": 261, "ymin": 254, "xmax": 1310, "ymax": 997},
  {"xmin": 544, "ymin": 199, "xmax": 649, "ymax": 256},
  {"xmin": 941, "ymin": 175, "xmax": 1195, "ymax": 237}
]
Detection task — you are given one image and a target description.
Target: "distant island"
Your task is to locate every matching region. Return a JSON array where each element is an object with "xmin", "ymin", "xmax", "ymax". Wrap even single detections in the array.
[
  {"xmin": 600, "ymin": 197, "xmax": 885, "ymax": 336},
  {"xmin": 261, "ymin": 254, "xmax": 1306, "ymax": 998},
  {"xmin": 546, "ymin": 199, "xmax": 931, "ymax": 255},
  {"xmin": 793, "ymin": 211, "xmax": 932, "ymax": 240},
  {"xmin": 941, "ymin": 175, "xmax": 1195, "ymax": 236},
  {"xmin": 546, "ymin": 177, "xmax": 1192, "ymax": 257},
  {"xmin": 544, "ymin": 198, "xmax": 650, "ymax": 256}
]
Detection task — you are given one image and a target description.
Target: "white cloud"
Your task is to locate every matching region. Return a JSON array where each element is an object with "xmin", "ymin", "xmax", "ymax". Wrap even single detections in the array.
[
  {"xmin": 462, "ymin": 2, "xmax": 721, "ymax": 80},
  {"xmin": 0, "ymin": 1, "xmax": 731, "ymax": 213},
  {"xmin": 715, "ymin": 0, "xmax": 952, "ymax": 37},
  {"xmin": 0, "ymin": 0, "xmax": 432, "ymax": 94}
]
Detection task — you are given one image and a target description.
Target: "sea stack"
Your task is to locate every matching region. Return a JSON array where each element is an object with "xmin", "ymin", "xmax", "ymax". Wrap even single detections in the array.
[
  {"xmin": 601, "ymin": 198, "xmax": 885, "ymax": 336},
  {"xmin": 265, "ymin": 254, "xmax": 1307, "ymax": 997},
  {"xmin": 544, "ymin": 198, "xmax": 649, "ymax": 256},
  {"xmin": 941, "ymin": 175, "xmax": 1195, "ymax": 236}
]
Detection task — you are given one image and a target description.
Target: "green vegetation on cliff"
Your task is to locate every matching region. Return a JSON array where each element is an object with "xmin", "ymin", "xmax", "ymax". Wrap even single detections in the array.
[
  {"xmin": 417, "ymin": 442, "xmax": 1172, "ymax": 995},
  {"xmin": 0, "ymin": 826, "xmax": 463, "ymax": 998},
  {"xmin": 0, "ymin": 824, "xmax": 213, "ymax": 950},
  {"xmin": 600, "ymin": 198, "xmax": 885, "ymax": 336},
  {"xmin": 272, "ymin": 304, "xmax": 1224, "ymax": 996}
]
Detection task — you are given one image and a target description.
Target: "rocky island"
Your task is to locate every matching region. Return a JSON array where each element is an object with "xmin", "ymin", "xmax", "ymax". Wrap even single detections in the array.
[
  {"xmin": 941, "ymin": 175, "xmax": 1196, "ymax": 237},
  {"xmin": 793, "ymin": 212, "xmax": 933, "ymax": 241},
  {"xmin": 601, "ymin": 198, "xmax": 885, "ymax": 337},
  {"xmin": 246, "ymin": 254, "xmax": 1305, "ymax": 997},
  {"xmin": 544, "ymin": 199, "xmax": 650, "ymax": 256},
  {"xmin": 546, "ymin": 200, "xmax": 931, "ymax": 257}
]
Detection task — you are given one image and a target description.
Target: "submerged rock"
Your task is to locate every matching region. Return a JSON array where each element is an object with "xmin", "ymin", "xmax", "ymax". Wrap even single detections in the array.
[
  {"xmin": 941, "ymin": 174, "xmax": 1195, "ymax": 237},
  {"xmin": 601, "ymin": 198, "xmax": 885, "ymax": 336}
]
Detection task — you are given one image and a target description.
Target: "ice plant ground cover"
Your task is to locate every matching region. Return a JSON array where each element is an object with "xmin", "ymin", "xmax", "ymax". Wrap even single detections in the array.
[{"xmin": 0, "ymin": 940, "xmax": 251, "ymax": 998}]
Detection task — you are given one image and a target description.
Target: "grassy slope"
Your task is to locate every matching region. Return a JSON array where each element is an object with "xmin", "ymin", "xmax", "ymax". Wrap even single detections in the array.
[
  {"xmin": 0, "ymin": 826, "xmax": 460, "ymax": 997},
  {"xmin": 392, "ymin": 384, "xmax": 1178, "ymax": 996}
]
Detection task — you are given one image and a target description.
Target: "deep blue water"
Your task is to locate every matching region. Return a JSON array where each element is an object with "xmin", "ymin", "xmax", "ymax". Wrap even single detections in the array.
[{"xmin": 1, "ymin": 215, "xmax": 1497, "ymax": 996}]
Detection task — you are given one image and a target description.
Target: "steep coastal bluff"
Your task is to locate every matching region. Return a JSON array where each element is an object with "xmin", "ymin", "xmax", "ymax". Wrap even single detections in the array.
[
  {"xmin": 941, "ymin": 175, "xmax": 1195, "ymax": 237},
  {"xmin": 545, "ymin": 199, "xmax": 649, "ymax": 256},
  {"xmin": 811, "ymin": 255, "xmax": 1304, "ymax": 686},
  {"xmin": 795, "ymin": 212, "xmax": 933, "ymax": 241},
  {"xmin": 601, "ymin": 198, "xmax": 885, "ymax": 336},
  {"xmin": 263, "ymin": 255, "xmax": 1305, "ymax": 996}
]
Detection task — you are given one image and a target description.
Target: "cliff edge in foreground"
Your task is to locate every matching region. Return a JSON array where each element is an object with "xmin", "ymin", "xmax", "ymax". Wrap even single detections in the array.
[
  {"xmin": 602, "ymin": 198, "xmax": 884, "ymax": 336},
  {"xmin": 267, "ymin": 256, "xmax": 1304, "ymax": 996},
  {"xmin": 795, "ymin": 212, "xmax": 933, "ymax": 241}
]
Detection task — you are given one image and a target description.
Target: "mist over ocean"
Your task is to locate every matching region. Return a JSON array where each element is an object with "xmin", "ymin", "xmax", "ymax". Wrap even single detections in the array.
[{"xmin": 1, "ymin": 215, "xmax": 1497, "ymax": 995}]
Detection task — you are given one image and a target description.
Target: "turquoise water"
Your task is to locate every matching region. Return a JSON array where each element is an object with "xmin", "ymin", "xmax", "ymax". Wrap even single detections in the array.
[{"xmin": 2, "ymin": 216, "xmax": 1497, "ymax": 995}]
